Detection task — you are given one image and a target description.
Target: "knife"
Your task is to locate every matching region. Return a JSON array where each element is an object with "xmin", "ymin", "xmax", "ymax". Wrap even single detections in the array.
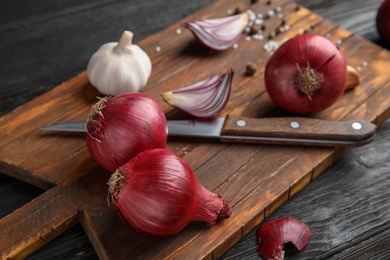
[{"xmin": 41, "ymin": 114, "xmax": 376, "ymax": 147}]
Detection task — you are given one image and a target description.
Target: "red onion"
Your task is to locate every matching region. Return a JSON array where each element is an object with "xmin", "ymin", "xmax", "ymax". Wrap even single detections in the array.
[
  {"xmin": 183, "ymin": 13, "xmax": 249, "ymax": 51},
  {"xmin": 108, "ymin": 148, "xmax": 232, "ymax": 236},
  {"xmin": 264, "ymin": 34, "xmax": 347, "ymax": 115},
  {"xmin": 161, "ymin": 69, "xmax": 233, "ymax": 118},
  {"xmin": 86, "ymin": 92, "xmax": 168, "ymax": 172},
  {"xmin": 377, "ymin": 0, "xmax": 390, "ymax": 45},
  {"xmin": 256, "ymin": 217, "xmax": 312, "ymax": 259}
]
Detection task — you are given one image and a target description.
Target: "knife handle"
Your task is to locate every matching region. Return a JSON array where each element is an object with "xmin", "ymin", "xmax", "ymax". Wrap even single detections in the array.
[{"xmin": 221, "ymin": 115, "xmax": 377, "ymax": 146}]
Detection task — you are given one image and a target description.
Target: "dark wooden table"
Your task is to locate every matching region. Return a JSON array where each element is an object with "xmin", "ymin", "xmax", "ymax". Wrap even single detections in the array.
[{"xmin": 1, "ymin": 0, "xmax": 389, "ymax": 259}]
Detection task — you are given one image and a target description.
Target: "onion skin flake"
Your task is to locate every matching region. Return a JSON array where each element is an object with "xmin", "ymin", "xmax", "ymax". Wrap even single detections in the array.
[{"xmin": 256, "ymin": 217, "xmax": 312, "ymax": 259}]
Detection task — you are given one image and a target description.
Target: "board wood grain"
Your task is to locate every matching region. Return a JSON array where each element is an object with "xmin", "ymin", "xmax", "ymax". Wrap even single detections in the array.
[{"xmin": 1, "ymin": 0, "xmax": 390, "ymax": 259}]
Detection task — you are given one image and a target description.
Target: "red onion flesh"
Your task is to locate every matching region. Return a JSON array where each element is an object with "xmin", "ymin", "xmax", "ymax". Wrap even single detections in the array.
[
  {"xmin": 377, "ymin": 0, "xmax": 390, "ymax": 45},
  {"xmin": 161, "ymin": 69, "xmax": 233, "ymax": 118},
  {"xmin": 264, "ymin": 34, "xmax": 347, "ymax": 115},
  {"xmin": 183, "ymin": 13, "xmax": 249, "ymax": 51},
  {"xmin": 86, "ymin": 92, "xmax": 168, "ymax": 172},
  {"xmin": 256, "ymin": 217, "xmax": 312, "ymax": 259},
  {"xmin": 108, "ymin": 148, "xmax": 232, "ymax": 236}
]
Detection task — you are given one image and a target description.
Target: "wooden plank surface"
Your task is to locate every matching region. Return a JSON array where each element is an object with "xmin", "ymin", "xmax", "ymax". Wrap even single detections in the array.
[{"xmin": 1, "ymin": 0, "xmax": 390, "ymax": 259}]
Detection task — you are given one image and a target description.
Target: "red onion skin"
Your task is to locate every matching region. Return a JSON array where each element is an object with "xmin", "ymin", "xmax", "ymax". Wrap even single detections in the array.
[
  {"xmin": 377, "ymin": 0, "xmax": 390, "ymax": 45},
  {"xmin": 86, "ymin": 93, "xmax": 168, "ymax": 172},
  {"xmin": 264, "ymin": 34, "xmax": 347, "ymax": 115},
  {"xmin": 109, "ymin": 148, "xmax": 232, "ymax": 237},
  {"xmin": 256, "ymin": 217, "xmax": 312, "ymax": 259}
]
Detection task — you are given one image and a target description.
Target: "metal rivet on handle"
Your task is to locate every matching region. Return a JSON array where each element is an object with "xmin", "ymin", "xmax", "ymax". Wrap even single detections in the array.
[
  {"xmin": 290, "ymin": 121, "xmax": 300, "ymax": 129},
  {"xmin": 352, "ymin": 122, "xmax": 363, "ymax": 130},
  {"xmin": 236, "ymin": 120, "xmax": 246, "ymax": 127}
]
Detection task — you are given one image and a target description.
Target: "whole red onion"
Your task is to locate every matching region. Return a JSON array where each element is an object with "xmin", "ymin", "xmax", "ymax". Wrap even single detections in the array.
[
  {"xmin": 108, "ymin": 148, "xmax": 232, "ymax": 236},
  {"xmin": 264, "ymin": 34, "xmax": 347, "ymax": 115},
  {"xmin": 86, "ymin": 92, "xmax": 168, "ymax": 172},
  {"xmin": 377, "ymin": 0, "xmax": 390, "ymax": 45}
]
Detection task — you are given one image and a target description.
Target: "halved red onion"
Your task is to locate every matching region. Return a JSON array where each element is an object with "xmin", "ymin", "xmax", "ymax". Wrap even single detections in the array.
[
  {"xmin": 161, "ymin": 69, "xmax": 234, "ymax": 118},
  {"xmin": 183, "ymin": 13, "xmax": 249, "ymax": 51},
  {"xmin": 256, "ymin": 217, "xmax": 312, "ymax": 259}
]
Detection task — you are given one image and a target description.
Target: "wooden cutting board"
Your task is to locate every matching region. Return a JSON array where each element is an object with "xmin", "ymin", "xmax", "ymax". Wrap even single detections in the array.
[{"xmin": 1, "ymin": 0, "xmax": 390, "ymax": 259}]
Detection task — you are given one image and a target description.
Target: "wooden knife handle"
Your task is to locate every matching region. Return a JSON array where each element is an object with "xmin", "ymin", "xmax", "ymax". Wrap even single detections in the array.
[{"xmin": 221, "ymin": 115, "xmax": 377, "ymax": 146}]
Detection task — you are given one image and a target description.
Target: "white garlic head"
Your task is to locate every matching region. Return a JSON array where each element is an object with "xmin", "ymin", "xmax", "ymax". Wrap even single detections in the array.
[{"xmin": 87, "ymin": 30, "xmax": 152, "ymax": 96}]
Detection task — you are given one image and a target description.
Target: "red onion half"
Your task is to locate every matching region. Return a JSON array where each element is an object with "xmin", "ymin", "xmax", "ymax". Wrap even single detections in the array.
[
  {"xmin": 86, "ymin": 92, "xmax": 168, "ymax": 172},
  {"xmin": 161, "ymin": 69, "xmax": 233, "ymax": 118},
  {"xmin": 108, "ymin": 148, "xmax": 232, "ymax": 236},
  {"xmin": 377, "ymin": 0, "xmax": 390, "ymax": 45},
  {"xmin": 183, "ymin": 13, "xmax": 249, "ymax": 51},
  {"xmin": 264, "ymin": 34, "xmax": 347, "ymax": 114}
]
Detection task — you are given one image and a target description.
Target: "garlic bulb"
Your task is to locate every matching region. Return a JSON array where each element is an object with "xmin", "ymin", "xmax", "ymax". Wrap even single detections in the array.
[{"xmin": 87, "ymin": 31, "xmax": 152, "ymax": 96}]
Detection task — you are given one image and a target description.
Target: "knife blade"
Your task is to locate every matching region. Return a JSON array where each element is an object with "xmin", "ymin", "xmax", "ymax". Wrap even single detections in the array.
[{"xmin": 41, "ymin": 114, "xmax": 377, "ymax": 147}]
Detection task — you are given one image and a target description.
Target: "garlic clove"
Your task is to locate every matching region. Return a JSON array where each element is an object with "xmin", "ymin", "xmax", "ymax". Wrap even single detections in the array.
[
  {"xmin": 183, "ymin": 13, "xmax": 249, "ymax": 51},
  {"xmin": 345, "ymin": 65, "xmax": 360, "ymax": 90},
  {"xmin": 161, "ymin": 69, "xmax": 234, "ymax": 118},
  {"xmin": 87, "ymin": 30, "xmax": 152, "ymax": 96},
  {"xmin": 256, "ymin": 217, "xmax": 312, "ymax": 259}
]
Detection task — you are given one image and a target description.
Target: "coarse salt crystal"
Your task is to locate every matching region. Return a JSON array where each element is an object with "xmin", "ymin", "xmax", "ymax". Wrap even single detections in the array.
[
  {"xmin": 255, "ymin": 19, "xmax": 264, "ymax": 25},
  {"xmin": 252, "ymin": 34, "xmax": 264, "ymax": 40},
  {"xmin": 247, "ymin": 10, "xmax": 256, "ymax": 21},
  {"xmin": 267, "ymin": 10, "xmax": 275, "ymax": 17}
]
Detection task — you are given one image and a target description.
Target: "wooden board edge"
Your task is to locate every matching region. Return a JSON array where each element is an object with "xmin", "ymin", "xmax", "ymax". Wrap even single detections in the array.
[{"xmin": 0, "ymin": 185, "xmax": 80, "ymax": 260}]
